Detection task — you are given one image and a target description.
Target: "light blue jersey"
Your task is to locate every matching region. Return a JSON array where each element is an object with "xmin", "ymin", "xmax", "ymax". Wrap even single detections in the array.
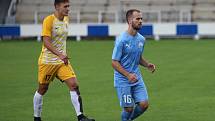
[{"xmin": 112, "ymin": 31, "xmax": 145, "ymax": 87}]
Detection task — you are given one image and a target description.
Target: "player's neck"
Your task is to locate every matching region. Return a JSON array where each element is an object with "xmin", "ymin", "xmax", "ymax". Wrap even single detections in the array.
[
  {"xmin": 127, "ymin": 27, "xmax": 137, "ymax": 36},
  {"xmin": 54, "ymin": 11, "xmax": 64, "ymax": 21}
]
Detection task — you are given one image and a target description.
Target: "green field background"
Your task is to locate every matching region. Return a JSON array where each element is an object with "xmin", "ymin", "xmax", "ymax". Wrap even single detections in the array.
[{"xmin": 0, "ymin": 39, "xmax": 214, "ymax": 121}]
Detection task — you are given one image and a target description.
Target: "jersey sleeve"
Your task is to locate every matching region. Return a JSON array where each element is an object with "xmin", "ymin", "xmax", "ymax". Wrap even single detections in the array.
[
  {"xmin": 112, "ymin": 37, "xmax": 123, "ymax": 61},
  {"xmin": 42, "ymin": 15, "xmax": 53, "ymax": 37}
]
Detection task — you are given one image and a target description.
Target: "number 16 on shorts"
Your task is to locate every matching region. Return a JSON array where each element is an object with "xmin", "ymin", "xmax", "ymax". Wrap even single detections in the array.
[{"xmin": 122, "ymin": 94, "xmax": 133, "ymax": 107}]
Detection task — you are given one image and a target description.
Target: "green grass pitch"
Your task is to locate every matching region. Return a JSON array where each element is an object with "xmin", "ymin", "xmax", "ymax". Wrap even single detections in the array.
[{"xmin": 0, "ymin": 39, "xmax": 215, "ymax": 121}]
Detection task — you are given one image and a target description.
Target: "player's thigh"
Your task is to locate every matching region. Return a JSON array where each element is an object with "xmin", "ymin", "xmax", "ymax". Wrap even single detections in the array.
[
  {"xmin": 132, "ymin": 83, "xmax": 148, "ymax": 103},
  {"xmin": 116, "ymin": 86, "xmax": 134, "ymax": 108},
  {"xmin": 38, "ymin": 64, "xmax": 60, "ymax": 84},
  {"xmin": 56, "ymin": 64, "xmax": 76, "ymax": 81}
]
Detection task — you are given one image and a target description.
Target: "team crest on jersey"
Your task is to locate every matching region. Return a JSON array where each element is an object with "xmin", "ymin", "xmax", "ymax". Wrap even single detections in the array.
[
  {"xmin": 125, "ymin": 43, "xmax": 130, "ymax": 48},
  {"xmin": 138, "ymin": 42, "xmax": 143, "ymax": 48}
]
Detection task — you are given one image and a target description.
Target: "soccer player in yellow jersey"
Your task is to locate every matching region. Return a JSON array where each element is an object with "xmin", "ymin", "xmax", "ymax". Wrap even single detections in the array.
[{"xmin": 33, "ymin": 0, "xmax": 95, "ymax": 121}]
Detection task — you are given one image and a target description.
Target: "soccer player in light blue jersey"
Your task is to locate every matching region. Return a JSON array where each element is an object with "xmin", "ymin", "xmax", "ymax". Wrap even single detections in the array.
[{"xmin": 112, "ymin": 9, "xmax": 156, "ymax": 121}]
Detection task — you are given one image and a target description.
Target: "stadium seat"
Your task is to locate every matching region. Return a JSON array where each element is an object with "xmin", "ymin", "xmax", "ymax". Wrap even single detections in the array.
[{"xmin": 14, "ymin": 0, "xmax": 215, "ymax": 23}]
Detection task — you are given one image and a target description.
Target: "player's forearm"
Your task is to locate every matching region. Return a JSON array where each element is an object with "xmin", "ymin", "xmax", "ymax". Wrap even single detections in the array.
[
  {"xmin": 43, "ymin": 36, "xmax": 62, "ymax": 56},
  {"xmin": 112, "ymin": 60, "xmax": 129, "ymax": 77},
  {"xmin": 139, "ymin": 56, "xmax": 150, "ymax": 67}
]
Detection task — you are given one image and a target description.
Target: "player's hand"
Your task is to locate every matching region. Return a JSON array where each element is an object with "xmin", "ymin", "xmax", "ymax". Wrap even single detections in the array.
[
  {"xmin": 127, "ymin": 73, "xmax": 137, "ymax": 83},
  {"xmin": 59, "ymin": 54, "xmax": 70, "ymax": 65},
  {"xmin": 147, "ymin": 63, "xmax": 156, "ymax": 73}
]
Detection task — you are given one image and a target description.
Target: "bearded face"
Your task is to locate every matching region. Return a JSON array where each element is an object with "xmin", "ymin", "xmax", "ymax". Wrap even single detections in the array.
[
  {"xmin": 131, "ymin": 20, "xmax": 142, "ymax": 30},
  {"xmin": 130, "ymin": 11, "xmax": 143, "ymax": 30}
]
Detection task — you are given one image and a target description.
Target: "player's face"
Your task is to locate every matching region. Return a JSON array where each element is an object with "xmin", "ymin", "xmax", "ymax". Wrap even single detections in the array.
[
  {"xmin": 56, "ymin": 2, "xmax": 70, "ymax": 16},
  {"xmin": 131, "ymin": 12, "xmax": 142, "ymax": 30}
]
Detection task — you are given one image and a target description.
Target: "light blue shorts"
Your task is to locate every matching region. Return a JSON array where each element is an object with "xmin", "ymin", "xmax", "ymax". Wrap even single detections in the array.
[{"xmin": 116, "ymin": 82, "xmax": 148, "ymax": 107}]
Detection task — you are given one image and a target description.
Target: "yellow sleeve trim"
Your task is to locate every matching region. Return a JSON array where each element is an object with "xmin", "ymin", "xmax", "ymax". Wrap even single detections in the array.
[{"xmin": 42, "ymin": 15, "xmax": 54, "ymax": 37}]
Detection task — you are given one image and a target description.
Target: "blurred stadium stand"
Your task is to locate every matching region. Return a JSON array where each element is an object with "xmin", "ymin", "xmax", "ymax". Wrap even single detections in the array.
[
  {"xmin": 1, "ymin": 0, "xmax": 215, "ymax": 40},
  {"xmin": 0, "ymin": 0, "xmax": 12, "ymax": 24},
  {"xmin": 12, "ymin": 0, "xmax": 215, "ymax": 24}
]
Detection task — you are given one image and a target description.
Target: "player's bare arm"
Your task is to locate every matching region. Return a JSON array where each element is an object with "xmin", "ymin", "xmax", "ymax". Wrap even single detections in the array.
[
  {"xmin": 43, "ymin": 36, "xmax": 69, "ymax": 65},
  {"xmin": 139, "ymin": 56, "xmax": 156, "ymax": 73},
  {"xmin": 112, "ymin": 60, "xmax": 137, "ymax": 82}
]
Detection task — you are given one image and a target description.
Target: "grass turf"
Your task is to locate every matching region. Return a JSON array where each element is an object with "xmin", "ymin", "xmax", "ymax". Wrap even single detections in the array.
[{"xmin": 0, "ymin": 39, "xmax": 214, "ymax": 121}]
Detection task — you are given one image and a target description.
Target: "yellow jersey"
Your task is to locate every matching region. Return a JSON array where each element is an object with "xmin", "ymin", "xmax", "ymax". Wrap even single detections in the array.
[{"xmin": 38, "ymin": 14, "xmax": 69, "ymax": 64}]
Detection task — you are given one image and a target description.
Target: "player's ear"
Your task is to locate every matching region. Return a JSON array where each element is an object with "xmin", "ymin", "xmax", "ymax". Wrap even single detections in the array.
[
  {"xmin": 128, "ymin": 17, "xmax": 132, "ymax": 25},
  {"xmin": 54, "ymin": 4, "xmax": 57, "ymax": 10},
  {"xmin": 55, "ymin": 3, "xmax": 60, "ymax": 10}
]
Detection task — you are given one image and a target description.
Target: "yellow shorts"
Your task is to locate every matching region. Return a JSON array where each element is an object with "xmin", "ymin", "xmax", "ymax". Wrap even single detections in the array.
[{"xmin": 38, "ymin": 64, "xmax": 76, "ymax": 84}]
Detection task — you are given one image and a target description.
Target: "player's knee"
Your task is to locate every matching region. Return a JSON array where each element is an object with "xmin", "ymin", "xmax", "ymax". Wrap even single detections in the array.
[
  {"xmin": 71, "ymin": 83, "xmax": 78, "ymax": 89},
  {"xmin": 139, "ymin": 101, "xmax": 149, "ymax": 110},
  {"xmin": 38, "ymin": 87, "xmax": 48, "ymax": 95},
  {"xmin": 65, "ymin": 78, "xmax": 79, "ymax": 91},
  {"xmin": 124, "ymin": 107, "xmax": 133, "ymax": 113}
]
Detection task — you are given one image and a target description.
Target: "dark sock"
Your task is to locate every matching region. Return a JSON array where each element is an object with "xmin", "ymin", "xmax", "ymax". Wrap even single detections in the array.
[
  {"xmin": 129, "ymin": 104, "xmax": 147, "ymax": 120},
  {"xmin": 34, "ymin": 117, "xmax": 41, "ymax": 121},
  {"xmin": 77, "ymin": 114, "xmax": 85, "ymax": 120}
]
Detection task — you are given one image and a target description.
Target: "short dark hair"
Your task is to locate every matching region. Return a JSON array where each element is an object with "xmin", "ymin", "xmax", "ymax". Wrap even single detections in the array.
[
  {"xmin": 126, "ymin": 9, "xmax": 140, "ymax": 23},
  {"xmin": 54, "ymin": 0, "xmax": 69, "ymax": 6}
]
